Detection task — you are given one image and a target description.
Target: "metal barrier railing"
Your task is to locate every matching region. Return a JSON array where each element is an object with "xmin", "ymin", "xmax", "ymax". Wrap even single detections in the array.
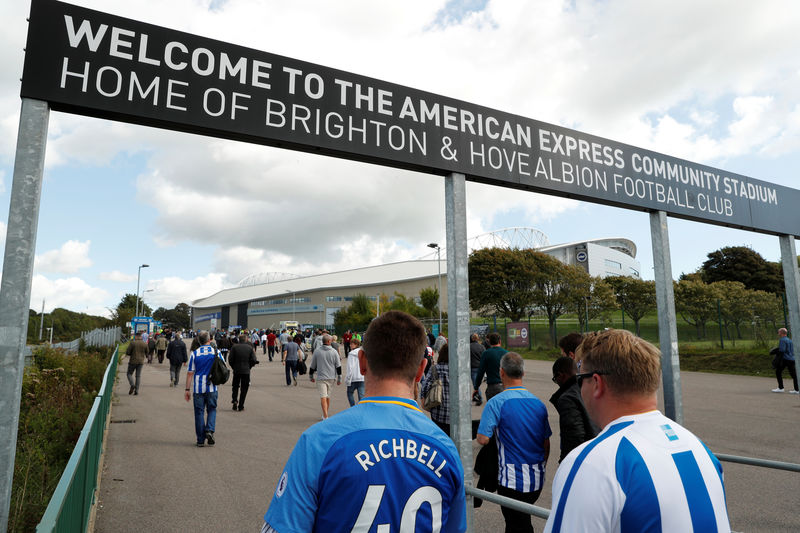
[
  {"xmin": 35, "ymin": 345, "xmax": 119, "ymax": 533},
  {"xmin": 466, "ymin": 453, "xmax": 800, "ymax": 522}
]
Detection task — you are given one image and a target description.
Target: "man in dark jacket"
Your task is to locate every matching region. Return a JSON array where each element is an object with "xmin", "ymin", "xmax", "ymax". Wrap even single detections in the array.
[
  {"xmin": 549, "ymin": 356, "xmax": 599, "ymax": 462},
  {"xmin": 166, "ymin": 333, "xmax": 189, "ymax": 387},
  {"xmin": 229, "ymin": 334, "xmax": 258, "ymax": 411}
]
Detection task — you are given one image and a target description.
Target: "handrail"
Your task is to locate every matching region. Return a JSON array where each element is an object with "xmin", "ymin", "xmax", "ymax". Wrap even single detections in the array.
[
  {"xmin": 467, "ymin": 451, "xmax": 798, "ymax": 521},
  {"xmin": 36, "ymin": 346, "xmax": 119, "ymax": 533}
]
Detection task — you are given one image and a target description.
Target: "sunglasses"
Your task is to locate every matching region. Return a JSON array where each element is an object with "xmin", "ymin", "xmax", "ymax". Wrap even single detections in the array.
[{"xmin": 576, "ymin": 371, "xmax": 609, "ymax": 387}]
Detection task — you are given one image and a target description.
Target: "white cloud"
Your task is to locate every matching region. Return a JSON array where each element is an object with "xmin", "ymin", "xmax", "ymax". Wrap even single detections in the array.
[
  {"xmin": 31, "ymin": 275, "xmax": 111, "ymax": 317},
  {"xmin": 100, "ymin": 270, "xmax": 137, "ymax": 283},
  {"xmin": 144, "ymin": 273, "xmax": 232, "ymax": 308},
  {"xmin": 4, "ymin": 0, "xmax": 800, "ymax": 311},
  {"xmin": 34, "ymin": 240, "xmax": 93, "ymax": 274}
]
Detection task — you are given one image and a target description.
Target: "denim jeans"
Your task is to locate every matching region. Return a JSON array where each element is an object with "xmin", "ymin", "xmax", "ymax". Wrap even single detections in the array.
[
  {"xmin": 471, "ymin": 368, "xmax": 482, "ymax": 401},
  {"xmin": 169, "ymin": 363, "xmax": 182, "ymax": 385},
  {"xmin": 346, "ymin": 381, "xmax": 365, "ymax": 406},
  {"xmin": 192, "ymin": 390, "xmax": 218, "ymax": 444},
  {"xmin": 285, "ymin": 360, "xmax": 298, "ymax": 385}
]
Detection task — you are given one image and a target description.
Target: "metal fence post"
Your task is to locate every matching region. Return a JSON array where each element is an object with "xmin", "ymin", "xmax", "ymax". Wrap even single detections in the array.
[
  {"xmin": 0, "ymin": 98, "xmax": 49, "ymax": 531},
  {"xmin": 444, "ymin": 172, "xmax": 474, "ymax": 530},
  {"xmin": 649, "ymin": 210, "xmax": 683, "ymax": 424}
]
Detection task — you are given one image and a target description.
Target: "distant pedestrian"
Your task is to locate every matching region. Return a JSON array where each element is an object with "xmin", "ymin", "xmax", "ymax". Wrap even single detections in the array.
[
  {"xmin": 282, "ymin": 335, "xmax": 302, "ymax": 386},
  {"xmin": 474, "ymin": 332, "xmax": 507, "ymax": 401},
  {"xmin": 260, "ymin": 330, "xmax": 268, "ymax": 355},
  {"xmin": 125, "ymin": 332, "xmax": 148, "ymax": 395},
  {"xmin": 266, "ymin": 329, "xmax": 278, "ymax": 361},
  {"xmin": 166, "ymin": 333, "xmax": 188, "ymax": 387},
  {"xmin": 309, "ymin": 334, "xmax": 342, "ymax": 420},
  {"xmin": 344, "ymin": 337, "xmax": 364, "ymax": 406},
  {"xmin": 217, "ymin": 333, "xmax": 231, "ymax": 362},
  {"xmin": 421, "ymin": 343, "xmax": 452, "ymax": 436},
  {"xmin": 229, "ymin": 334, "xmax": 259, "ymax": 411},
  {"xmin": 155, "ymin": 334, "xmax": 168, "ymax": 364},
  {"xmin": 773, "ymin": 327, "xmax": 799, "ymax": 393},
  {"xmin": 147, "ymin": 335, "xmax": 156, "ymax": 364},
  {"xmin": 558, "ymin": 332, "xmax": 583, "ymax": 360},
  {"xmin": 470, "ymin": 333, "xmax": 486, "ymax": 405},
  {"xmin": 184, "ymin": 330, "xmax": 221, "ymax": 447}
]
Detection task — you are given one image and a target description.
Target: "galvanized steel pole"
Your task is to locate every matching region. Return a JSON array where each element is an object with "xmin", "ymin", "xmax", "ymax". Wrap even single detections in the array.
[
  {"xmin": 649, "ymin": 210, "xmax": 683, "ymax": 423},
  {"xmin": 444, "ymin": 172, "xmax": 474, "ymax": 529},
  {"xmin": 778, "ymin": 235, "xmax": 800, "ymax": 389},
  {"xmin": 0, "ymin": 98, "xmax": 49, "ymax": 531}
]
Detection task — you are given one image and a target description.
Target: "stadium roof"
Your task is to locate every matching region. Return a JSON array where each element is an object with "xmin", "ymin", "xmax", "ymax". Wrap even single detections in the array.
[
  {"xmin": 538, "ymin": 237, "xmax": 637, "ymax": 258},
  {"xmin": 192, "ymin": 260, "xmax": 441, "ymax": 308}
]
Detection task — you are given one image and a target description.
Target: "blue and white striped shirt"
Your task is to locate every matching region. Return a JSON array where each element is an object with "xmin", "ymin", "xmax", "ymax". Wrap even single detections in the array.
[
  {"xmin": 477, "ymin": 386, "xmax": 552, "ymax": 492},
  {"xmin": 545, "ymin": 410, "xmax": 731, "ymax": 533},
  {"xmin": 187, "ymin": 345, "xmax": 220, "ymax": 394}
]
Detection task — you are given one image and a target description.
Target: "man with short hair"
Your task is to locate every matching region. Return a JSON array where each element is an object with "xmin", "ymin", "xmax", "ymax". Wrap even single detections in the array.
[
  {"xmin": 166, "ymin": 332, "xmax": 188, "ymax": 387},
  {"xmin": 549, "ymin": 356, "xmax": 598, "ymax": 462},
  {"xmin": 125, "ymin": 332, "xmax": 148, "ymax": 395},
  {"xmin": 773, "ymin": 327, "xmax": 799, "ymax": 393},
  {"xmin": 557, "ymin": 332, "xmax": 583, "ymax": 359},
  {"xmin": 155, "ymin": 333, "xmax": 168, "ymax": 364},
  {"xmin": 309, "ymin": 334, "xmax": 342, "ymax": 420},
  {"xmin": 229, "ymin": 334, "xmax": 259, "ymax": 412},
  {"xmin": 544, "ymin": 329, "xmax": 731, "ymax": 532},
  {"xmin": 266, "ymin": 329, "xmax": 278, "ymax": 362},
  {"xmin": 262, "ymin": 311, "xmax": 466, "ymax": 532},
  {"xmin": 473, "ymin": 332, "xmax": 507, "ymax": 401},
  {"xmin": 477, "ymin": 352, "xmax": 551, "ymax": 533},
  {"xmin": 470, "ymin": 333, "xmax": 486, "ymax": 405},
  {"xmin": 184, "ymin": 330, "xmax": 222, "ymax": 447},
  {"xmin": 344, "ymin": 337, "xmax": 365, "ymax": 406}
]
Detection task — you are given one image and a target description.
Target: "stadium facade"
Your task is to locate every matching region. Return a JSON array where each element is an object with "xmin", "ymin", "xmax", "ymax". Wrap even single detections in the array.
[{"xmin": 191, "ymin": 233, "xmax": 641, "ymax": 331}]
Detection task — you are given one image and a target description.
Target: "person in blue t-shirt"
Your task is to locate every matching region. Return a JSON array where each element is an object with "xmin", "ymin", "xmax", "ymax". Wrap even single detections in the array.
[
  {"xmin": 262, "ymin": 310, "xmax": 467, "ymax": 533},
  {"xmin": 477, "ymin": 351, "xmax": 551, "ymax": 533}
]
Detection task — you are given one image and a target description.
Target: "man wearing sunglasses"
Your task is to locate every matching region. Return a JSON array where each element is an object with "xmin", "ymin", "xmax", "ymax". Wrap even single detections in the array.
[{"xmin": 545, "ymin": 329, "xmax": 731, "ymax": 533}]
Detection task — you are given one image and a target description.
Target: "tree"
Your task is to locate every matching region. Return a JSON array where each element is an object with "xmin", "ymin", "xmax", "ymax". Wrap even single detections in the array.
[
  {"xmin": 568, "ymin": 276, "xmax": 617, "ymax": 332},
  {"xmin": 751, "ymin": 290, "xmax": 783, "ymax": 344},
  {"xmin": 419, "ymin": 287, "xmax": 439, "ymax": 318},
  {"xmin": 530, "ymin": 255, "xmax": 580, "ymax": 343},
  {"xmin": 468, "ymin": 247, "xmax": 538, "ymax": 321},
  {"xmin": 333, "ymin": 294, "xmax": 376, "ymax": 332},
  {"xmin": 110, "ymin": 293, "xmax": 151, "ymax": 330},
  {"xmin": 605, "ymin": 276, "xmax": 656, "ymax": 336},
  {"xmin": 385, "ymin": 293, "xmax": 426, "ymax": 317},
  {"xmin": 701, "ymin": 246, "xmax": 783, "ymax": 294},
  {"xmin": 674, "ymin": 279, "xmax": 719, "ymax": 339},
  {"xmin": 712, "ymin": 281, "xmax": 754, "ymax": 341},
  {"xmin": 153, "ymin": 303, "xmax": 192, "ymax": 330}
]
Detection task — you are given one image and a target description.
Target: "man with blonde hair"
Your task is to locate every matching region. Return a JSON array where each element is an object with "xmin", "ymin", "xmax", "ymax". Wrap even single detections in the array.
[{"xmin": 545, "ymin": 329, "xmax": 731, "ymax": 533}]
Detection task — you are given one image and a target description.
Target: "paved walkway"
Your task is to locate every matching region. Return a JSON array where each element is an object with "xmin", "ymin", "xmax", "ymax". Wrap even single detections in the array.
[{"xmin": 93, "ymin": 349, "xmax": 800, "ymax": 532}]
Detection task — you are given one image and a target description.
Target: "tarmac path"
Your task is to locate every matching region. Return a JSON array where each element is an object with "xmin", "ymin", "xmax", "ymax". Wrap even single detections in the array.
[{"xmin": 93, "ymin": 347, "xmax": 800, "ymax": 532}]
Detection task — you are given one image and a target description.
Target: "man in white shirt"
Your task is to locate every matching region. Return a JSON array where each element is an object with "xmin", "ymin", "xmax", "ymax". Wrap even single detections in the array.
[{"xmin": 544, "ymin": 329, "xmax": 731, "ymax": 533}]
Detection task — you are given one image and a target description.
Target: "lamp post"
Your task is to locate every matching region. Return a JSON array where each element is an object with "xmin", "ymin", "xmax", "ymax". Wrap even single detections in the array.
[
  {"xmin": 427, "ymin": 243, "xmax": 442, "ymax": 333},
  {"xmin": 141, "ymin": 289, "xmax": 154, "ymax": 316},
  {"xmin": 135, "ymin": 264, "xmax": 149, "ymax": 317},
  {"xmin": 285, "ymin": 289, "xmax": 296, "ymax": 321}
]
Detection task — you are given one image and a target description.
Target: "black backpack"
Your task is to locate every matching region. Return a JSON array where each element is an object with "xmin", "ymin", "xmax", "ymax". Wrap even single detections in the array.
[{"xmin": 209, "ymin": 354, "xmax": 230, "ymax": 385}]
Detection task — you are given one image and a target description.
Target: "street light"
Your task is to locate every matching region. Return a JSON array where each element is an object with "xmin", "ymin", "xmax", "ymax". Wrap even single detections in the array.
[
  {"xmin": 427, "ymin": 243, "xmax": 442, "ymax": 333},
  {"xmin": 135, "ymin": 264, "xmax": 149, "ymax": 317},
  {"xmin": 141, "ymin": 289, "xmax": 154, "ymax": 316}
]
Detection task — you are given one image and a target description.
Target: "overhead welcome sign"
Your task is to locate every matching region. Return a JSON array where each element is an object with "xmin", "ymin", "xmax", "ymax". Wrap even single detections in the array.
[{"xmin": 21, "ymin": 0, "xmax": 800, "ymax": 236}]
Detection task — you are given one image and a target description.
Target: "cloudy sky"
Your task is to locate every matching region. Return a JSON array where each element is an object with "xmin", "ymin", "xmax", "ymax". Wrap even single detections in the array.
[{"xmin": 2, "ymin": 0, "xmax": 800, "ymax": 318}]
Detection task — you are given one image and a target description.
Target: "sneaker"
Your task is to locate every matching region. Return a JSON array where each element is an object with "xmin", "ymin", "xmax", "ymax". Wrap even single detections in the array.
[
  {"xmin": 238, "ymin": 406, "xmax": 244, "ymax": 412},
  {"xmin": 790, "ymin": 390, "xmax": 800, "ymax": 394},
  {"xmin": 232, "ymin": 401, "xmax": 237, "ymax": 411},
  {"xmin": 293, "ymin": 376, "xmax": 298, "ymax": 386},
  {"xmin": 195, "ymin": 442, "xmax": 204, "ymax": 447},
  {"xmin": 772, "ymin": 388, "xmax": 785, "ymax": 393},
  {"xmin": 129, "ymin": 386, "xmax": 135, "ymax": 395},
  {"xmin": 169, "ymin": 383, "xmax": 174, "ymax": 388},
  {"xmin": 206, "ymin": 431, "xmax": 215, "ymax": 446},
  {"xmin": 134, "ymin": 391, "xmax": 138, "ymax": 395}
]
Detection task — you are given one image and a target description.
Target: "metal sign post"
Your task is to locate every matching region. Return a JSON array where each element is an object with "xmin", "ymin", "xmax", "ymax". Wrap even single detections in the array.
[
  {"xmin": 650, "ymin": 210, "xmax": 682, "ymax": 423},
  {"xmin": 778, "ymin": 235, "xmax": 800, "ymax": 386},
  {"xmin": 445, "ymin": 172, "xmax": 474, "ymax": 528},
  {"xmin": 0, "ymin": 98, "xmax": 49, "ymax": 531}
]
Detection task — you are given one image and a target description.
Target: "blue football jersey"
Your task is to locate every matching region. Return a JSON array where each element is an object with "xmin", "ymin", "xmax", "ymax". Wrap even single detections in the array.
[{"xmin": 264, "ymin": 397, "xmax": 467, "ymax": 532}]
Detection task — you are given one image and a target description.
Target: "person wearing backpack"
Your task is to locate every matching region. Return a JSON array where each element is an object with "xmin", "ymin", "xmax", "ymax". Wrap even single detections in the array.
[
  {"xmin": 229, "ymin": 334, "xmax": 259, "ymax": 411},
  {"xmin": 184, "ymin": 330, "xmax": 222, "ymax": 447}
]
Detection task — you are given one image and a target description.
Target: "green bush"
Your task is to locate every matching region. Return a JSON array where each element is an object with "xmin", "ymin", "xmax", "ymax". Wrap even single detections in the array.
[{"xmin": 9, "ymin": 346, "xmax": 111, "ymax": 532}]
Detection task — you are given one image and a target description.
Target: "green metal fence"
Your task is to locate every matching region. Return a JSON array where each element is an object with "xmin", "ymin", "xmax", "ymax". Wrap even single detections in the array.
[{"xmin": 36, "ymin": 346, "xmax": 119, "ymax": 533}]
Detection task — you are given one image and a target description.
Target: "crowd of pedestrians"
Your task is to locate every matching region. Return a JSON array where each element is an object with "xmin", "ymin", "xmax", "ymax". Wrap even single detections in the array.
[{"xmin": 121, "ymin": 316, "xmax": 736, "ymax": 532}]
